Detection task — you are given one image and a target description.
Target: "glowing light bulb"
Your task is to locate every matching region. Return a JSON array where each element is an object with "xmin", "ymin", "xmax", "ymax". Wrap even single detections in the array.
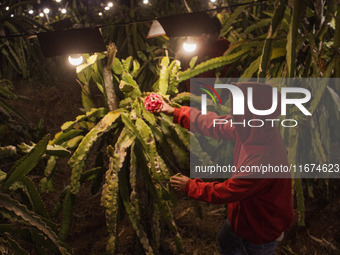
[
  {"xmin": 104, "ymin": 6, "xmax": 110, "ymax": 10},
  {"xmin": 183, "ymin": 42, "xmax": 197, "ymax": 53},
  {"xmin": 68, "ymin": 55, "xmax": 83, "ymax": 66},
  {"xmin": 143, "ymin": 0, "xmax": 149, "ymax": 4},
  {"xmin": 56, "ymin": 0, "xmax": 61, "ymax": 2},
  {"xmin": 211, "ymin": 0, "xmax": 216, "ymax": 2},
  {"xmin": 39, "ymin": 12, "xmax": 44, "ymax": 17},
  {"xmin": 98, "ymin": 12, "xmax": 103, "ymax": 16},
  {"xmin": 5, "ymin": 6, "xmax": 9, "ymax": 11},
  {"xmin": 107, "ymin": 2, "xmax": 113, "ymax": 7},
  {"xmin": 28, "ymin": 10, "xmax": 34, "ymax": 14},
  {"xmin": 61, "ymin": 8, "xmax": 67, "ymax": 14},
  {"xmin": 43, "ymin": 8, "xmax": 50, "ymax": 14},
  {"xmin": 10, "ymin": 14, "xmax": 14, "ymax": 17}
]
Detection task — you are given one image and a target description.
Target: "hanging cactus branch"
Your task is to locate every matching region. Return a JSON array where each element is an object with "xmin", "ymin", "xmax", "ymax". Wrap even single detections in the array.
[{"xmin": 104, "ymin": 43, "xmax": 119, "ymax": 111}]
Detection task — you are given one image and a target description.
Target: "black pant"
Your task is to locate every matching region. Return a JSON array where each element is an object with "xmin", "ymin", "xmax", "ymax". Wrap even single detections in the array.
[{"xmin": 216, "ymin": 220, "xmax": 278, "ymax": 255}]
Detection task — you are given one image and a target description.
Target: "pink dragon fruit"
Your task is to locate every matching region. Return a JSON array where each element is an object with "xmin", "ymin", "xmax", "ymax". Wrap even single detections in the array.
[{"xmin": 144, "ymin": 93, "xmax": 163, "ymax": 113}]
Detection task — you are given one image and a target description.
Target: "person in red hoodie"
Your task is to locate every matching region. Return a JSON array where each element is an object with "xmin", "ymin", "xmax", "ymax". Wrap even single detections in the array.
[{"xmin": 155, "ymin": 82, "xmax": 294, "ymax": 255}]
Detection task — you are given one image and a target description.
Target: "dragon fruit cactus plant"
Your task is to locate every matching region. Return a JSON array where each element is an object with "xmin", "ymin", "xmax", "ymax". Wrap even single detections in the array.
[
  {"xmin": 144, "ymin": 93, "xmax": 164, "ymax": 113},
  {"xmin": 52, "ymin": 53, "xmax": 236, "ymax": 254}
]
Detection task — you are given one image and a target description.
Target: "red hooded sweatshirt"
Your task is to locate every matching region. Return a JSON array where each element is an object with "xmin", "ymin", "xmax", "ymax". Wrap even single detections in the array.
[{"xmin": 173, "ymin": 82, "xmax": 294, "ymax": 244}]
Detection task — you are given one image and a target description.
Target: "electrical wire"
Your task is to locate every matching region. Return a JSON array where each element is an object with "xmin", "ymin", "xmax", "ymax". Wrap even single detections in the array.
[{"xmin": 0, "ymin": 0, "xmax": 267, "ymax": 39}]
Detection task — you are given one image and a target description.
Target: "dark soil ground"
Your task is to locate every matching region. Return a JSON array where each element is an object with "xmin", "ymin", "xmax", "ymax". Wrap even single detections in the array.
[{"xmin": 8, "ymin": 72, "xmax": 340, "ymax": 255}]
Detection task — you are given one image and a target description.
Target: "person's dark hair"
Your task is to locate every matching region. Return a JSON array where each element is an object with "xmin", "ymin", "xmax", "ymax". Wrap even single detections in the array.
[{"xmin": 210, "ymin": 17, "xmax": 222, "ymax": 33}]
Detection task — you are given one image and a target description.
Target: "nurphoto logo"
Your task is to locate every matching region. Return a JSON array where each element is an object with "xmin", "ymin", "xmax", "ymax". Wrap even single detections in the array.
[{"xmin": 200, "ymin": 83, "xmax": 312, "ymax": 128}]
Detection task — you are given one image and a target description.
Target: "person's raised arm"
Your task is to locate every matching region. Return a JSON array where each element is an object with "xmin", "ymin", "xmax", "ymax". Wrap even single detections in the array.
[{"xmin": 157, "ymin": 100, "xmax": 236, "ymax": 141}]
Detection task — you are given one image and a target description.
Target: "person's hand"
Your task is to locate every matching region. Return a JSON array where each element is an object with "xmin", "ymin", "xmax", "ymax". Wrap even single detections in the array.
[
  {"xmin": 154, "ymin": 100, "xmax": 175, "ymax": 116},
  {"xmin": 170, "ymin": 174, "xmax": 190, "ymax": 192}
]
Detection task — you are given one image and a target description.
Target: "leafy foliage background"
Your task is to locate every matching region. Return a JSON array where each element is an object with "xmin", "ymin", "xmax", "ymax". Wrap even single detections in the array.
[{"xmin": 0, "ymin": 0, "xmax": 340, "ymax": 254}]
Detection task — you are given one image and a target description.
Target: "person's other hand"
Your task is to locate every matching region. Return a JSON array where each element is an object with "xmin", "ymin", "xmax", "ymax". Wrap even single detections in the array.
[
  {"xmin": 170, "ymin": 174, "xmax": 190, "ymax": 192},
  {"xmin": 154, "ymin": 100, "xmax": 175, "ymax": 116}
]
